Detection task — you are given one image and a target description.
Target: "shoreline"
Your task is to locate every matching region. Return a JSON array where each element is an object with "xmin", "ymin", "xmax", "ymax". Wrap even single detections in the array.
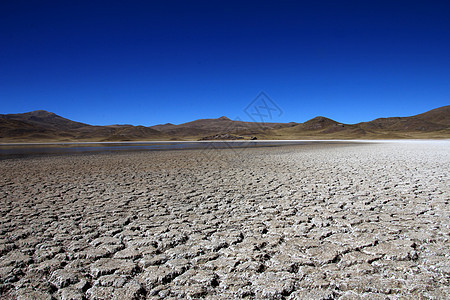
[
  {"xmin": 1, "ymin": 139, "xmax": 448, "ymax": 159},
  {"xmin": 1, "ymin": 138, "xmax": 449, "ymax": 146}
]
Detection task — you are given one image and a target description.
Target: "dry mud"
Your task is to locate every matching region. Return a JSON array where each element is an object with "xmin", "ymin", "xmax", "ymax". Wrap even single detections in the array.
[{"xmin": 0, "ymin": 141, "xmax": 449, "ymax": 299}]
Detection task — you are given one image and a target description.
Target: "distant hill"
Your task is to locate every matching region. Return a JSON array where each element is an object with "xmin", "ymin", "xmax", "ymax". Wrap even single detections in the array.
[
  {"xmin": 0, "ymin": 110, "xmax": 164, "ymax": 142},
  {"xmin": 149, "ymin": 116, "xmax": 295, "ymax": 137},
  {"xmin": 263, "ymin": 105, "xmax": 449, "ymax": 140},
  {"xmin": 357, "ymin": 106, "xmax": 450, "ymax": 133},
  {"xmin": 299, "ymin": 116, "xmax": 340, "ymax": 130},
  {"xmin": 0, "ymin": 105, "xmax": 448, "ymax": 142},
  {"xmin": 3, "ymin": 110, "xmax": 88, "ymax": 130}
]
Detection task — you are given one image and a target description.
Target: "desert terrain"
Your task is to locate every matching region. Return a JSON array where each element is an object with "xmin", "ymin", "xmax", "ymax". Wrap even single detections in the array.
[
  {"xmin": 1, "ymin": 106, "xmax": 449, "ymax": 142},
  {"xmin": 0, "ymin": 141, "xmax": 449, "ymax": 299}
]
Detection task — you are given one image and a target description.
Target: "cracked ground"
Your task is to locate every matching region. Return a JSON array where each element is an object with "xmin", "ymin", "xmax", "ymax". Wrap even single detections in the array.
[{"xmin": 0, "ymin": 141, "xmax": 449, "ymax": 299}]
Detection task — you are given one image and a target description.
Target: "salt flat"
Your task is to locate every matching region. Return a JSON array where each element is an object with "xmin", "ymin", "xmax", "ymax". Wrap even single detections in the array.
[{"xmin": 0, "ymin": 141, "xmax": 449, "ymax": 299}]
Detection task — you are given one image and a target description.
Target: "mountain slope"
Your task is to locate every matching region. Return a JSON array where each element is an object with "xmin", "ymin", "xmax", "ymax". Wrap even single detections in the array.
[
  {"xmin": 2, "ymin": 110, "xmax": 89, "ymax": 130},
  {"xmin": 359, "ymin": 105, "xmax": 449, "ymax": 132},
  {"xmin": 413, "ymin": 105, "xmax": 450, "ymax": 126},
  {"xmin": 0, "ymin": 110, "xmax": 165, "ymax": 142},
  {"xmin": 0, "ymin": 117, "xmax": 61, "ymax": 140},
  {"xmin": 264, "ymin": 106, "xmax": 449, "ymax": 139},
  {"xmin": 0, "ymin": 105, "xmax": 448, "ymax": 142},
  {"xmin": 149, "ymin": 116, "xmax": 295, "ymax": 137}
]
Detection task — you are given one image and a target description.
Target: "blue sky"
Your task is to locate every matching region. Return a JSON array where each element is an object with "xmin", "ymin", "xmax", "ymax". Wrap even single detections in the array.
[{"xmin": 1, "ymin": 0, "xmax": 449, "ymax": 126}]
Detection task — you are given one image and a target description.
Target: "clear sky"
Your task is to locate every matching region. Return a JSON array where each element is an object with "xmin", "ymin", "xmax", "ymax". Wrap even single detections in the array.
[{"xmin": 1, "ymin": 0, "xmax": 449, "ymax": 126}]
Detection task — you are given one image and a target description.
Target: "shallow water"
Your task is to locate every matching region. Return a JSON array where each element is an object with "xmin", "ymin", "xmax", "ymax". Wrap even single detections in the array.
[{"xmin": 0, "ymin": 141, "xmax": 319, "ymax": 158}]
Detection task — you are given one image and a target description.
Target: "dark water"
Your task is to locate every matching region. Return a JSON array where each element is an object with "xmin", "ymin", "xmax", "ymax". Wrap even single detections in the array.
[{"xmin": 0, "ymin": 141, "xmax": 316, "ymax": 159}]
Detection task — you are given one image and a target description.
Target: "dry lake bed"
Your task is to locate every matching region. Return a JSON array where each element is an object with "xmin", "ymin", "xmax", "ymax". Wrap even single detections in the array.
[{"xmin": 0, "ymin": 141, "xmax": 449, "ymax": 299}]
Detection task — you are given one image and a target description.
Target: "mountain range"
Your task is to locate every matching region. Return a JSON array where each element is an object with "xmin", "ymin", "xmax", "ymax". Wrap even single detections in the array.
[{"xmin": 0, "ymin": 106, "xmax": 449, "ymax": 142}]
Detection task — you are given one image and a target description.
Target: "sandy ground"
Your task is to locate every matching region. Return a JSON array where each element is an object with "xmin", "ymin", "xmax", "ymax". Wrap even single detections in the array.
[{"xmin": 0, "ymin": 141, "xmax": 449, "ymax": 299}]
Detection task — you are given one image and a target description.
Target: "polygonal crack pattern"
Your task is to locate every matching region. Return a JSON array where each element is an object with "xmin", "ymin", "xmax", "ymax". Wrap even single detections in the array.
[{"xmin": 0, "ymin": 142, "xmax": 449, "ymax": 299}]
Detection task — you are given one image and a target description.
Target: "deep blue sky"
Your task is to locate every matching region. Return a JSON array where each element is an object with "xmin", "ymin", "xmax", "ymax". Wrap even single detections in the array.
[{"xmin": 1, "ymin": 1, "xmax": 449, "ymax": 126}]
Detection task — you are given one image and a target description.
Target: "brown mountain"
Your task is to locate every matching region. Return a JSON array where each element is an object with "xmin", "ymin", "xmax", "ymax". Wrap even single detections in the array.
[
  {"xmin": 0, "ymin": 105, "xmax": 448, "ymax": 142},
  {"xmin": 0, "ymin": 110, "xmax": 164, "ymax": 142},
  {"xmin": 415, "ymin": 105, "xmax": 450, "ymax": 126},
  {"xmin": 352, "ymin": 105, "xmax": 448, "ymax": 130},
  {"xmin": 358, "ymin": 106, "xmax": 450, "ymax": 132},
  {"xmin": 264, "ymin": 105, "xmax": 449, "ymax": 139},
  {"xmin": 262, "ymin": 116, "xmax": 367, "ymax": 139},
  {"xmin": 149, "ymin": 116, "xmax": 295, "ymax": 137},
  {"xmin": 299, "ymin": 116, "xmax": 340, "ymax": 130},
  {"xmin": 0, "ymin": 117, "xmax": 60, "ymax": 140},
  {"xmin": 2, "ymin": 110, "xmax": 88, "ymax": 130}
]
